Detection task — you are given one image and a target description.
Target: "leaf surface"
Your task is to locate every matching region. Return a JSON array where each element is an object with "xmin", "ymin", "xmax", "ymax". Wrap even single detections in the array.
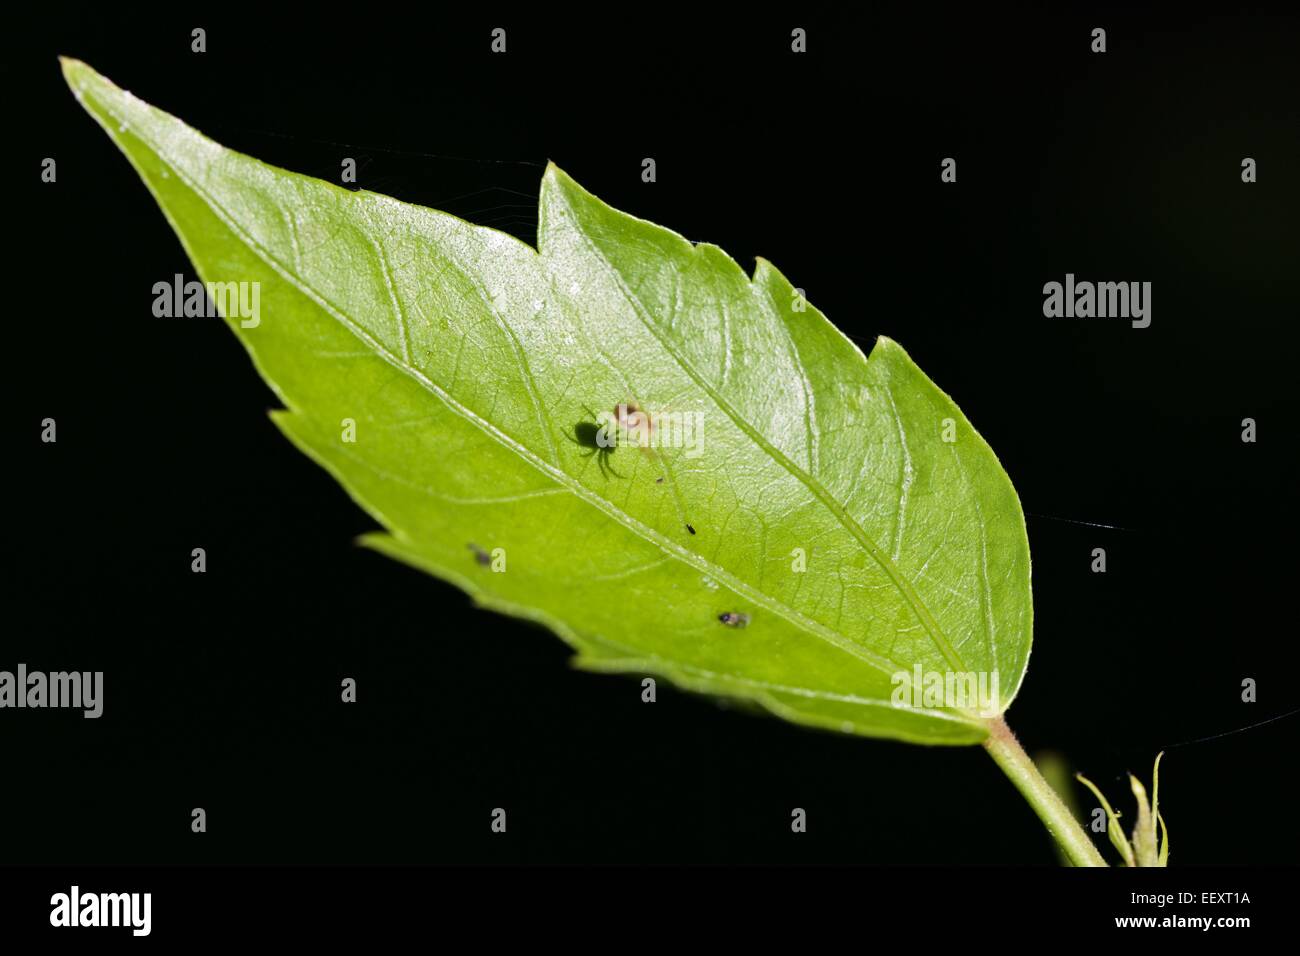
[{"xmin": 63, "ymin": 58, "xmax": 1033, "ymax": 745}]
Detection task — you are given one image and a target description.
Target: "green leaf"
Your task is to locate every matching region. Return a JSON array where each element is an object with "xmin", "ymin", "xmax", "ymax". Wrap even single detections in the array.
[
  {"xmin": 1152, "ymin": 751, "xmax": 1170, "ymax": 866},
  {"xmin": 1075, "ymin": 772, "xmax": 1137, "ymax": 867},
  {"xmin": 63, "ymin": 58, "xmax": 1034, "ymax": 746},
  {"xmin": 1128, "ymin": 772, "xmax": 1157, "ymax": 867}
]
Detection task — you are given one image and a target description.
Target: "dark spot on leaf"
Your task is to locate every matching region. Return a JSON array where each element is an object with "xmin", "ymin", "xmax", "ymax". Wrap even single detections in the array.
[{"xmin": 467, "ymin": 543, "xmax": 491, "ymax": 567}]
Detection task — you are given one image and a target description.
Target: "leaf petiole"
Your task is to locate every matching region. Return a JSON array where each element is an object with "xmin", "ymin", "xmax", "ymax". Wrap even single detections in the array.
[{"xmin": 982, "ymin": 717, "xmax": 1108, "ymax": 867}]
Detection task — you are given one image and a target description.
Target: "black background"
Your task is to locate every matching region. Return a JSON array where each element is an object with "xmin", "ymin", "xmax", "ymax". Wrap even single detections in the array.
[{"xmin": 6, "ymin": 8, "xmax": 1298, "ymax": 872}]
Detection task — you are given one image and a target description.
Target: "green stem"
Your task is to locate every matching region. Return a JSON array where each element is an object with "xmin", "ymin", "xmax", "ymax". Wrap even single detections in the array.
[{"xmin": 983, "ymin": 717, "xmax": 1108, "ymax": 867}]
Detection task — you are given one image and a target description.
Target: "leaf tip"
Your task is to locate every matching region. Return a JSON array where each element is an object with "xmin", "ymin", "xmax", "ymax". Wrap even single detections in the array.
[
  {"xmin": 59, "ymin": 55, "xmax": 88, "ymax": 87},
  {"xmin": 542, "ymin": 159, "xmax": 572, "ymax": 189},
  {"xmin": 59, "ymin": 57, "xmax": 115, "ymax": 109},
  {"xmin": 353, "ymin": 531, "xmax": 385, "ymax": 550}
]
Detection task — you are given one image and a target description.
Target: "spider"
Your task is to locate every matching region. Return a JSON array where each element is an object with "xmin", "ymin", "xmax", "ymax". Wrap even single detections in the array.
[
  {"xmin": 565, "ymin": 405, "xmax": 623, "ymax": 478},
  {"xmin": 563, "ymin": 402, "xmax": 697, "ymax": 537}
]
